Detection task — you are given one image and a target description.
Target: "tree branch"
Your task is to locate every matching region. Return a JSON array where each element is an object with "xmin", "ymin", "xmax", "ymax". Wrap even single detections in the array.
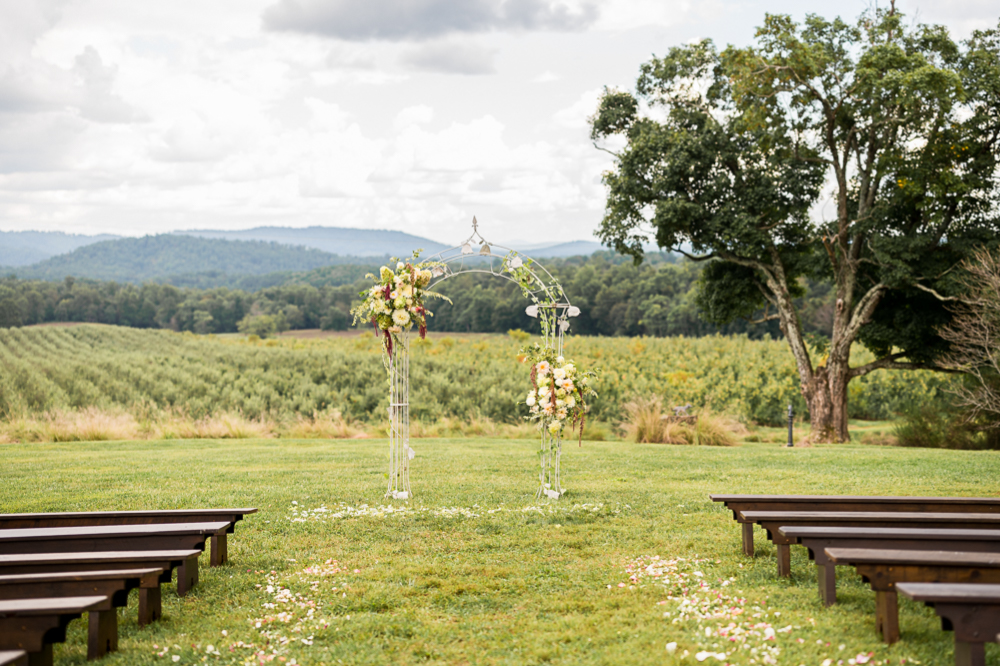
[{"xmin": 850, "ymin": 353, "xmax": 961, "ymax": 378}]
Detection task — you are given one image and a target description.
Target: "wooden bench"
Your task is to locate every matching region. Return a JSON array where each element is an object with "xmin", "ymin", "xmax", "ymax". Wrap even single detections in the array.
[
  {"xmin": 742, "ymin": 511, "xmax": 1000, "ymax": 577},
  {"xmin": 0, "ymin": 509, "xmax": 257, "ymax": 567},
  {"xmin": 0, "ymin": 651, "xmax": 27, "ymax": 666},
  {"xmin": 0, "ymin": 596, "xmax": 106, "ymax": 666},
  {"xmin": 710, "ymin": 495, "xmax": 1000, "ymax": 556},
  {"xmin": 0, "ymin": 568, "xmax": 162, "ymax": 658},
  {"xmin": 0, "ymin": 550, "xmax": 201, "ymax": 602},
  {"xmin": 896, "ymin": 582, "xmax": 1000, "ymax": 666},
  {"xmin": 778, "ymin": 526, "xmax": 1000, "ymax": 607},
  {"xmin": 825, "ymin": 548, "xmax": 1000, "ymax": 644},
  {"xmin": 0, "ymin": 522, "xmax": 229, "ymax": 560}
]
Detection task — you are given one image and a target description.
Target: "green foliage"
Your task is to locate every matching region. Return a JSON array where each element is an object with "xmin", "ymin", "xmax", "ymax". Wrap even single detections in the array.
[
  {"xmin": 0, "ymin": 326, "xmax": 955, "ymax": 427},
  {"xmin": 236, "ymin": 313, "xmax": 289, "ymax": 339},
  {"xmin": 507, "ymin": 329, "xmax": 530, "ymax": 342},
  {"xmin": 2, "ymin": 252, "xmax": 835, "ymax": 338},
  {"xmin": 893, "ymin": 400, "xmax": 987, "ymax": 450}
]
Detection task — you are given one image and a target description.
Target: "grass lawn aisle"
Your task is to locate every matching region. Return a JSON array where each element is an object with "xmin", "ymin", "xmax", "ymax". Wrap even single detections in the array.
[{"xmin": 1, "ymin": 439, "xmax": 997, "ymax": 666}]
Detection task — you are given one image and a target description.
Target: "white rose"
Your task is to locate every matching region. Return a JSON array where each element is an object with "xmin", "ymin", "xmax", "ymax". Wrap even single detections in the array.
[
  {"xmin": 556, "ymin": 356, "xmax": 565, "ymax": 364},
  {"xmin": 553, "ymin": 368, "xmax": 567, "ymax": 380},
  {"xmin": 526, "ymin": 393, "xmax": 536, "ymax": 406},
  {"xmin": 566, "ymin": 396, "xmax": 576, "ymax": 408},
  {"xmin": 397, "ymin": 261, "xmax": 405, "ymax": 270}
]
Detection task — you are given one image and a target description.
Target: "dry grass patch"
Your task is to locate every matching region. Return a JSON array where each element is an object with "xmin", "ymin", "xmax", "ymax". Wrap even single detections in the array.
[
  {"xmin": 622, "ymin": 396, "xmax": 740, "ymax": 446},
  {"xmin": 284, "ymin": 411, "xmax": 369, "ymax": 439}
]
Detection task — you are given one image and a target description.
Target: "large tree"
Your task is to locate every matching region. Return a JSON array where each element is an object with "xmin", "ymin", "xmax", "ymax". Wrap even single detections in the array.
[{"xmin": 591, "ymin": 4, "xmax": 1000, "ymax": 442}]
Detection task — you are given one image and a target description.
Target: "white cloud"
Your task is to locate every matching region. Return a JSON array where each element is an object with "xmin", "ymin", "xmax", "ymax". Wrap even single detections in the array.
[
  {"xmin": 262, "ymin": 0, "xmax": 598, "ymax": 41},
  {"xmin": 532, "ymin": 70, "xmax": 560, "ymax": 83},
  {"xmin": 553, "ymin": 87, "xmax": 602, "ymax": 129},
  {"xmin": 401, "ymin": 42, "xmax": 497, "ymax": 75},
  {"xmin": 393, "ymin": 105, "xmax": 435, "ymax": 131}
]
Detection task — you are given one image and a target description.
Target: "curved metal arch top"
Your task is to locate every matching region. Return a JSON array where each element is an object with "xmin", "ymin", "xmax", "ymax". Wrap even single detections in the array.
[{"xmin": 423, "ymin": 217, "xmax": 581, "ymax": 339}]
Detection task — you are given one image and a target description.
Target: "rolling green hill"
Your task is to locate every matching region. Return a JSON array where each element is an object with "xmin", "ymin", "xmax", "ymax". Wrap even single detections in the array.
[{"xmin": 4, "ymin": 234, "xmax": 368, "ymax": 283}]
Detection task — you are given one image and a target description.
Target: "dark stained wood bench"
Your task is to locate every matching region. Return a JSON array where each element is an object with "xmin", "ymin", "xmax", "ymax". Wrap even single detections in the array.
[
  {"xmin": 742, "ymin": 511, "xmax": 1000, "ymax": 577},
  {"xmin": 0, "ymin": 651, "xmax": 27, "ymax": 666},
  {"xmin": 0, "ymin": 522, "xmax": 229, "ymax": 560},
  {"xmin": 0, "ymin": 596, "xmax": 106, "ymax": 666},
  {"xmin": 0, "ymin": 509, "xmax": 257, "ymax": 567},
  {"xmin": 0, "ymin": 550, "xmax": 201, "ymax": 602},
  {"xmin": 897, "ymin": 582, "xmax": 1000, "ymax": 666},
  {"xmin": 778, "ymin": 526, "xmax": 1000, "ymax": 607},
  {"xmin": 826, "ymin": 548, "xmax": 1000, "ymax": 645},
  {"xmin": 710, "ymin": 495, "xmax": 1000, "ymax": 556},
  {"xmin": 0, "ymin": 568, "xmax": 162, "ymax": 658}
]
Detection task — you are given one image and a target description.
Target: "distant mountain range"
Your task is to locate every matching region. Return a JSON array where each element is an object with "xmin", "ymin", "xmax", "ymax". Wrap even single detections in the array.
[
  {"xmin": 0, "ymin": 226, "xmax": 610, "ymax": 286},
  {"xmin": 0, "ymin": 230, "xmax": 121, "ymax": 266},
  {"xmin": 174, "ymin": 226, "xmax": 451, "ymax": 258},
  {"xmin": 177, "ymin": 226, "xmax": 606, "ymax": 258}
]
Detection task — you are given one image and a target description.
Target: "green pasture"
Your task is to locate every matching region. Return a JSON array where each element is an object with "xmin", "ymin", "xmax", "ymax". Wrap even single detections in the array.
[{"xmin": 2, "ymin": 437, "xmax": 998, "ymax": 665}]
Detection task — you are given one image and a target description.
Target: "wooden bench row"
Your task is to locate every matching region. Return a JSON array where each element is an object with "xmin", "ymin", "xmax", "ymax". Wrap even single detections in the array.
[
  {"xmin": 0, "ymin": 508, "xmax": 256, "ymax": 665},
  {"xmin": 710, "ymin": 494, "xmax": 1000, "ymax": 666}
]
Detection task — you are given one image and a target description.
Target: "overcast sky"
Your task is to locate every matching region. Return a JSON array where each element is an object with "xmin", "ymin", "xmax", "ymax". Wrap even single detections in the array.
[{"xmin": 0, "ymin": 0, "xmax": 996, "ymax": 246}]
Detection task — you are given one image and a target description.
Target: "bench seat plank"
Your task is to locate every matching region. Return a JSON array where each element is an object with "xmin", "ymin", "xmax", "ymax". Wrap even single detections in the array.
[
  {"xmin": 777, "ymin": 526, "xmax": 1000, "ymax": 606},
  {"xmin": 0, "ymin": 522, "xmax": 229, "ymax": 559},
  {"xmin": 0, "ymin": 596, "xmax": 106, "ymax": 666},
  {"xmin": 825, "ymin": 549, "xmax": 1000, "ymax": 644},
  {"xmin": 0, "ymin": 510, "xmax": 257, "ymax": 567},
  {"xmin": 0, "ymin": 651, "xmax": 27, "ymax": 666},
  {"xmin": 710, "ymin": 495, "xmax": 1000, "ymax": 556},
  {"xmin": 897, "ymin": 582, "xmax": 1000, "ymax": 666},
  {"xmin": 742, "ymin": 512, "xmax": 1000, "ymax": 577},
  {"xmin": 0, "ymin": 568, "xmax": 163, "ymax": 658},
  {"xmin": 0, "ymin": 550, "xmax": 201, "ymax": 603}
]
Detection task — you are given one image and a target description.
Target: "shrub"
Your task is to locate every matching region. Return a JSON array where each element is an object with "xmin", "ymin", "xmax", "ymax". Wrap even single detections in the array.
[{"xmin": 893, "ymin": 402, "xmax": 978, "ymax": 450}]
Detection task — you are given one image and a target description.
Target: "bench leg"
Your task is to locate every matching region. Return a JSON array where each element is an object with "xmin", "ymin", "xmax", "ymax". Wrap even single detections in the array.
[
  {"xmin": 817, "ymin": 563, "xmax": 837, "ymax": 606},
  {"xmin": 27, "ymin": 644, "xmax": 52, "ymax": 666},
  {"xmin": 954, "ymin": 640, "xmax": 985, "ymax": 666},
  {"xmin": 139, "ymin": 586, "xmax": 162, "ymax": 626},
  {"xmin": 776, "ymin": 544, "xmax": 791, "ymax": 578},
  {"xmin": 177, "ymin": 556, "xmax": 200, "ymax": 597},
  {"xmin": 741, "ymin": 523, "xmax": 754, "ymax": 557},
  {"xmin": 87, "ymin": 609, "xmax": 118, "ymax": 660},
  {"xmin": 875, "ymin": 590, "xmax": 899, "ymax": 644},
  {"xmin": 211, "ymin": 533, "xmax": 228, "ymax": 567}
]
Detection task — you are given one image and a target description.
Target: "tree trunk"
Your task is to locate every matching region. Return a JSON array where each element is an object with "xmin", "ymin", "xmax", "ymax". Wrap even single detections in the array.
[
  {"xmin": 829, "ymin": 359, "xmax": 851, "ymax": 442},
  {"xmin": 802, "ymin": 365, "xmax": 834, "ymax": 443}
]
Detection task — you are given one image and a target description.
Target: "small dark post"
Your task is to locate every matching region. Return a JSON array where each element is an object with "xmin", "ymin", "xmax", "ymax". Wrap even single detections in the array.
[{"xmin": 786, "ymin": 404, "xmax": 794, "ymax": 447}]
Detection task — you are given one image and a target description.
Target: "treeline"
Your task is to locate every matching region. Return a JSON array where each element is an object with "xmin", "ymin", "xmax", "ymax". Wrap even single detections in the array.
[{"xmin": 0, "ymin": 252, "xmax": 837, "ymax": 339}]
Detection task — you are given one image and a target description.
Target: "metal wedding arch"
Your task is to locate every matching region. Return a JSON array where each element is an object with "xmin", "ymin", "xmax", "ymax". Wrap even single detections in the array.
[{"xmin": 386, "ymin": 218, "xmax": 581, "ymax": 501}]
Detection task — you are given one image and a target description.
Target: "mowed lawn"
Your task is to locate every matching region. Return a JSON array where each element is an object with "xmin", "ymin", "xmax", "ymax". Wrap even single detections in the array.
[{"xmin": 1, "ymin": 438, "xmax": 998, "ymax": 666}]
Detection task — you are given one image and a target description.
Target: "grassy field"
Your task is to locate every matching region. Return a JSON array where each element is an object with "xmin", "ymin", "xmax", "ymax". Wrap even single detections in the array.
[{"xmin": 2, "ymin": 437, "xmax": 998, "ymax": 665}]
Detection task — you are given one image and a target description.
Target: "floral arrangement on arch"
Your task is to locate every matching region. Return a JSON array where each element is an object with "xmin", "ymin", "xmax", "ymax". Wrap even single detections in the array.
[
  {"xmin": 350, "ymin": 253, "xmax": 449, "ymax": 358},
  {"xmin": 521, "ymin": 343, "xmax": 597, "ymax": 442}
]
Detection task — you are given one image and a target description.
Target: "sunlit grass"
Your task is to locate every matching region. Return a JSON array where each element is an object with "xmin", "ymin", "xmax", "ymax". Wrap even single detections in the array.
[{"xmin": 1, "ymin": 437, "xmax": 997, "ymax": 665}]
